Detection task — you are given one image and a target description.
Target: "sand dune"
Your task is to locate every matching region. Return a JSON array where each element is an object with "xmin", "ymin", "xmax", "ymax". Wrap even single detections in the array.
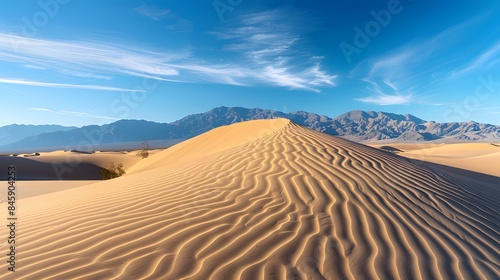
[
  {"xmin": 0, "ymin": 181, "xmax": 94, "ymax": 202},
  {"xmin": 0, "ymin": 150, "xmax": 153, "ymax": 180},
  {"xmin": 1, "ymin": 119, "xmax": 499, "ymax": 279},
  {"xmin": 126, "ymin": 119, "xmax": 289, "ymax": 174},
  {"xmin": 373, "ymin": 143, "xmax": 500, "ymax": 177}
]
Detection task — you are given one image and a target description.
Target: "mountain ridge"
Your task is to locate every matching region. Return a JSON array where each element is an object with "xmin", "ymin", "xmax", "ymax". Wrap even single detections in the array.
[
  {"xmin": 1, "ymin": 107, "xmax": 499, "ymax": 152},
  {"xmin": 0, "ymin": 124, "xmax": 76, "ymax": 147}
]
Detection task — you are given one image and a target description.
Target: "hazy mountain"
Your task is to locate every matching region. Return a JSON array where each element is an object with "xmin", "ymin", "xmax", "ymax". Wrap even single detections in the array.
[
  {"xmin": 1, "ymin": 107, "xmax": 499, "ymax": 152},
  {"xmin": 0, "ymin": 124, "xmax": 76, "ymax": 147},
  {"xmin": 0, "ymin": 120, "xmax": 182, "ymax": 153}
]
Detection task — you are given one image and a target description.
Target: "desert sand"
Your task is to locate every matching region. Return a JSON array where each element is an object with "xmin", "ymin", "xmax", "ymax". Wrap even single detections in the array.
[
  {"xmin": 0, "ymin": 150, "xmax": 161, "ymax": 180},
  {"xmin": 0, "ymin": 181, "xmax": 92, "ymax": 203},
  {"xmin": 372, "ymin": 143, "xmax": 500, "ymax": 177},
  {"xmin": 0, "ymin": 119, "xmax": 498, "ymax": 279}
]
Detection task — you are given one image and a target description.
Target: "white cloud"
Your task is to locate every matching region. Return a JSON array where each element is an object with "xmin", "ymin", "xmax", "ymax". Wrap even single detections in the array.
[
  {"xmin": 309, "ymin": 64, "xmax": 336, "ymax": 86},
  {"xmin": 448, "ymin": 41, "xmax": 500, "ymax": 78},
  {"xmin": 24, "ymin": 64, "xmax": 47, "ymax": 70},
  {"xmin": 355, "ymin": 94, "xmax": 412, "ymax": 105},
  {"xmin": 261, "ymin": 66, "xmax": 308, "ymax": 90},
  {"xmin": 0, "ymin": 9, "xmax": 334, "ymax": 92},
  {"xmin": 135, "ymin": 5, "xmax": 171, "ymax": 21},
  {"xmin": 0, "ymin": 33, "xmax": 183, "ymax": 81},
  {"xmin": 350, "ymin": 36, "xmax": 435, "ymax": 105},
  {"xmin": 59, "ymin": 70, "xmax": 112, "ymax": 80},
  {"xmin": 351, "ymin": 15, "xmax": 498, "ymax": 105},
  {"xmin": 166, "ymin": 14, "xmax": 192, "ymax": 33},
  {"xmin": 368, "ymin": 50, "xmax": 414, "ymax": 77},
  {"xmin": 135, "ymin": 5, "xmax": 192, "ymax": 32},
  {"xmin": 30, "ymin": 108, "xmax": 119, "ymax": 121},
  {"xmin": 0, "ymin": 78, "xmax": 143, "ymax": 92},
  {"xmin": 354, "ymin": 76, "xmax": 413, "ymax": 106},
  {"xmin": 210, "ymin": 8, "xmax": 336, "ymax": 91}
]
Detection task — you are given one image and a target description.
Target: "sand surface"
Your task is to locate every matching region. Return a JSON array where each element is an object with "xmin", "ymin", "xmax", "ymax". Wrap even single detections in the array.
[
  {"xmin": 0, "ymin": 150, "xmax": 160, "ymax": 180},
  {"xmin": 0, "ymin": 119, "xmax": 498, "ymax": 279},
  {"xmin": 372, "ymin": 143, "xmax": 500, "ymax": 177},
  {"xmin": 0, "ymin": 181, "xmax": 94, "ymax": 203}
]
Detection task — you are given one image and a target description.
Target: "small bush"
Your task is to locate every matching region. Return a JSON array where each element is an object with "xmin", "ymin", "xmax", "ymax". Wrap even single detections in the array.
[
  {"xmin": 100, "ymin": 162, "xmax": 125, "ymax": 180},
  {"xmin": 137, "ymin": 141, "xmax": 149, "ymax": 159}
]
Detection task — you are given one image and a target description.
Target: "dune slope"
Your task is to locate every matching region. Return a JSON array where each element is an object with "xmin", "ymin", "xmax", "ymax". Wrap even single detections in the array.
[
  {"xmin": 0, "ymin": 151, "xmax": 144, "ymax": 180},
  {"xmin": 399, "ymin": 143, "xmax": 500, "ymax": 177},
  {"xmin": 1, "ymin": 119, "xmax": 498, "ymax": 279}
]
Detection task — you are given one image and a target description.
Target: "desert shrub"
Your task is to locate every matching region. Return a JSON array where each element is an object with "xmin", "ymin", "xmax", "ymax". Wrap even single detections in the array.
[
  {"xmin": 137, "ymin": 141, "xmax": 149, "ymax": 159},
  {"xmin": 100, "ymin": 162, "xmax": 125, "ymax": 180}
]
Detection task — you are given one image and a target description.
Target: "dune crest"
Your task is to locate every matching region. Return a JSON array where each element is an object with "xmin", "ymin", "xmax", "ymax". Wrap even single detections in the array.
[
  {"xmin": 1, "ymin": 119, "xmax": 498, "ymax": 279},
  {"xmin": 127, "ymin": 118, "xmax": 290, "ymax": 174}
]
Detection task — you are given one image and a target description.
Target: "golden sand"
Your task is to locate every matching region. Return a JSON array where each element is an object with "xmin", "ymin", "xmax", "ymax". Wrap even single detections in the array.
[{"xmin": 1, "ymin": 119, "xmax": 498, "ymax": 279}]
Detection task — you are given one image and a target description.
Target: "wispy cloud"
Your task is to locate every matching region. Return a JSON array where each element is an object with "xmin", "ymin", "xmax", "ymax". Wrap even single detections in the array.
[
  {"xmin": 0, "ymin": 33, "xmax": 232, "ymax": 87},
  {"xmin": 30, "ymin": 108, "xmax": 119, "ymax": 121},
  {"xmin": 478, "ymin": 106, "xmax": 500, "ymax": 116},
  {"xmin": 0, "ymin": 33, "xmax": 183, "ymax": 81},
  {"xmin": 350, "ymin": 41, "xmax": 433, "ymax": 106},
  {"xmin": 59, "ymin": 70, "xmax": 112, "ymax": 80},
  {"xmin": 448, "ymin": 41, "xmax": 500, "ymax": 78},
  {"xmin": 355, "ymin": 94, "xmax": 412, "ymax": 105},
  {"xmin": 135, "ymin": 5, "xmax": 171, "ymax": 21},
  {"xmin": 24, "ymin": 64, "xmax": 47, "ymax": 70},
  {"xmin": 0, "ymin": 78, "xmax": 143, "ymax": 92},
  {"xmin": 210, "ymin": 8, "xmax": 336, "ymax": 91},
  {"xmin": 135, "ymin": 5, "xmax": 192, "ymax": 32},
  {"xmin": 0, "ymin": 8, "xmax": 334, "ymax": 92},
  {"xmin": 165, "ymin": 14, "xmax": 192, "ymax": 33},
  {"xmin": 350, "ymin": 16, "xmax": 493, "ymax": 105}
]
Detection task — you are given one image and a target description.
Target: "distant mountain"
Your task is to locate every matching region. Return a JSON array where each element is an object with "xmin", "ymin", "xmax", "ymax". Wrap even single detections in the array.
[
  {"xmin": 173, "ymin": 107, "xmax": 341, "ymax": 136},
  {"xmin": 331, "ymin": 110, "xmax": 499, "ymax": 141},
  {"xmin": 0, "ymin": 120, "xmax": 182, "ymax": 152},
  {"xmin": 0, "ymin": 124, "xmax": 76, "ymax": 147},
  {"xmin": 1, "ymin": 107, "xmax": 499, "ymax": 152},
  {"xmin": 171, "ymin": 107, "xmax": 288, "ymax": 137},
  {"xmin": 174, "ymin": 107, "xmax": 499, "ymax": 142},
  {"xmin": 331, "ymin": 110, "xmax": 431, "ymax": 141}
]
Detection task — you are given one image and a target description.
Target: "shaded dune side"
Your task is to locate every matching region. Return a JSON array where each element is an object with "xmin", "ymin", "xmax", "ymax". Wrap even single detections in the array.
[
  {"xmin": 0, "ymin": 151, "xmax": 143, "ymax": 180},
  {"xmin": 1, "ymin": 121, "xmax": 499, "ymax": 280},
  {"xmin": 0, "ymin": 156, "xmax": 103, "ymax": 180}
]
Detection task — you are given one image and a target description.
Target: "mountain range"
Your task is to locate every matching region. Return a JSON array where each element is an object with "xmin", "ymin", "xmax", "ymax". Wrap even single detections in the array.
[
  {"xmin": 1, "ymin": 106, "xmax": 499, "ymax": 153},
  {"xmin": 0, "ymin": 124, "xmax": 76, "ymax": 147}
]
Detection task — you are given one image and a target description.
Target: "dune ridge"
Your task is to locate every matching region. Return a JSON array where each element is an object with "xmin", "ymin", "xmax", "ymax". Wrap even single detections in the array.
[{"xmin": 1, "ymin": 119, "xmax": 498, "ymax": 279}]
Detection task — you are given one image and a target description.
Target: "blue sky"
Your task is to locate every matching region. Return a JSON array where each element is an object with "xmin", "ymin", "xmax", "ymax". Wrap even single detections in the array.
[{"xmin": 0, "ymin": 0, "xmax": 499, "ymax": 127}]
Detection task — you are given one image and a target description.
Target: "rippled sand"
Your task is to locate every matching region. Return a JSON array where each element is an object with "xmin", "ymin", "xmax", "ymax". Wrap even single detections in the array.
[{"xmin": 1, "ymin": 119, "xmax": 498, "ymax": 279}]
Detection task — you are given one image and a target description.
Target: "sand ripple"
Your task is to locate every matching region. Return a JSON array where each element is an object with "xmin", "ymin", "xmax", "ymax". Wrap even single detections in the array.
[{"xmin": 1, "ymin": 119, "xmax": 498, "ymax": 279}]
